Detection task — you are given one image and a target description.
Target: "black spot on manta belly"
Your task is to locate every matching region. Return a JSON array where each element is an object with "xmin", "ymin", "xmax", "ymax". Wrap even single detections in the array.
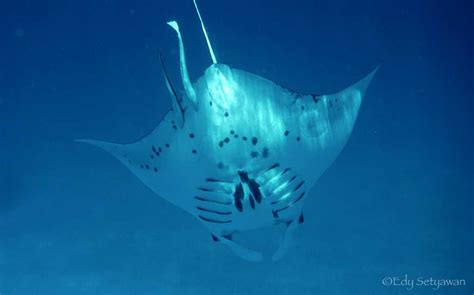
[
  {"xmin": 248, "ymin": 180, "xmax": 262, "ymax": 203},
  {"xmin": 233, "ymin": 183, "xmax": 244, "ymax": 212},
  {"xmin": 251, "ymin": 137, "xmax": 258, "ymax": 145},
  {"xmin": 262, "ymin": 147, "xmax": 269, "ymax": 158},
  {"xmin": 238, "ymin": 171, "xmax": 249, "ymax": 183},
  {"xmin": 250, "ymin": 151, "xmax": 258, "ymax": 158}
]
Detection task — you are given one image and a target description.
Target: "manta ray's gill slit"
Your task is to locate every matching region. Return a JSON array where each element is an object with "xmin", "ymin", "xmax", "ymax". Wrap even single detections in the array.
[
  {"xmin": 196, "ymin": 206, "xmax": 232, "ymax": 216},
  {"xmin": 265, "ymin": 167, "xmax": 291, "ymax": 188},
  {"xmin": 194, "ymin": 196, "xmax": 232, "ymax": 205},
  {"xmin": 198, "ymin": 216, "xmax": 232, "ymax": 224},
  {"xmin": 293, "ymin": 181, "xmax": 305, "ymax": 192},
  {"xmin": 274, "ymin": 192, "xmax": 306, "ymax": 214}
]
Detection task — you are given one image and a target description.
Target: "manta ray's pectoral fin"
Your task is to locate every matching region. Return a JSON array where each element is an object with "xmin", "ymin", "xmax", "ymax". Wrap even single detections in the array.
[
  {"xmin": 158, "ymin": 50, "xmax": 184, "ymax": 128},
  {"xmin": 212, "ymin": 233, "xmax": 263, "ymax": 262},
  {"xmin": 167, "ymin": 20, "xmax": 198, "ymax": 110}
]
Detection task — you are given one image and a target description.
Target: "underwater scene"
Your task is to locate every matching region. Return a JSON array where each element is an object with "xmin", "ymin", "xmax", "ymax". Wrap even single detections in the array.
[{"xmin": 1, "ymin": 0, "xmax": 472, "ymax": 294}]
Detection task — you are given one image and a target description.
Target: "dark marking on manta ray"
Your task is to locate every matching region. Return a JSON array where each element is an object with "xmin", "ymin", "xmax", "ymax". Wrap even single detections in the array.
[
  {"xmin": 192, "ymin": 149, "xmax": 197, "ymax": 154},
  {"xmin": 154, "ymin": 167, "xmax": 158, "ymax": 172},
  {"xmin": 298, "ymin": 213, "xmax": 304, "ymax": 224},
  {"xmin": 242, "ymin": 136, "xmax": 248, "ymax": 141},
  {"xmin": 209, "ymin": 101, "xmax": 213, "ymax": 106},
  {"xmin": 233, "ymin": 183, "xmax": 244, "ymax": 212},
  {"xmin": 219, "ymin": 141, "xmax": 224, "ymax": 147},
  {"xmin": 150, "ymin": 155, "xmax": 154, "ymax": 159},
  {"xmin": 311, "ymin": 94, "xmax": 320, "ymax": 103},
  {"xmin": 248, "ymin": 179, "xmax": 262, "ymax": 203},
  {"xmin": 251, "ymin": 137, "xmax": 258, "ymax": 145},
  {"xmin": 165, "ymin": 143, "xmax": 170, "ymax": 148},
  {"xmin": 205, "ymin": 178, "xmax": 220, "ymax": 182},
  {"xmin": 301, "ymin": 106, "xmax": 305, "ymax": 110},
  {"xmin": 296, "ymin": 136, "xmax": 301, "ymax": 141},
  {"xmin": 224, "ymin": 137, "xmax": 230, "ymax": 143},
  {"xmin": 217, "ymin": 162, "xmax": 224, "ymax": 169},
  {"xmin": 284, "ymin": 130, "xmax": 289, "ymax": 136},
  {"xmin": 272, "ymin": 209, "xmax": 279, "ymax": 218},
  {"xmin": 212, "ymin": 234, "xmax": 219, "ymax": 242},
  {"xmin": 224, "ymin": 111, "xmax": 229, "ymax": 117},
  {"xmin": 222, "ymin": 234, "xmax": 233, "ymax": 240},
  {"xmin": 262, "ymin": 147, "xmax": 269, "ymax": 158},
  {"xmin": 238, "ymin": 171, "xmax": 249, "ymax": 183},
  {"xmin": 230, "ymin": 130, "xmax": 235, "ymax": 134},
  {"xmin": 197, "ymin": 206, "xmax": 232, "ymax": 215},
  {"xmin": 249, "ymin": 195, "xmax": 255, "ymax": 209},
  {"xmin": 234, "ymin": 134, "xmax": 238, "ymax": 138},
  {"xmin": 152, "ymin": 146, "xmax": 157, "ymax": 152},
  {"xmin": 145, "ymin": 164, "xmax": 149, "ymax": 169},
  {"xmin": 140, "ymin": 164, "xmax": 144, "ymax": 169},
  {"xmin": 199, "ymin": 215, "xmax": 232, "ymax": 224},
  {"xmin": 189, "ymin": 133, "xmax": 195, "ymax": 138},
  {"xmin": 159, "ymin": 147, "xmax": 162, "ymax": 152},
  {"xmin": 250, "ymin": 151, "xmax": 258, "ymax": 158}
]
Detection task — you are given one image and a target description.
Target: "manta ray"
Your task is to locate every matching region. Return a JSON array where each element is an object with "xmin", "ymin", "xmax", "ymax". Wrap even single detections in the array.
[{"xmin": 78, "ymin": 0, "xmax": 377, "ymax": 261}]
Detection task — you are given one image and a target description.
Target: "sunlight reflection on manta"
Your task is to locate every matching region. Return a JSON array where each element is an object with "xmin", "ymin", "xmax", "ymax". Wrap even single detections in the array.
[{"xmin": 78, "ymin": 0, "xmax": 378, "ymax": 261}]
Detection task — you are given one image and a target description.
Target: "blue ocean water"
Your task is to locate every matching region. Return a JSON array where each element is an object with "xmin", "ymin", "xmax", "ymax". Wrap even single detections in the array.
[{"xmin": 1, "ymin": 0, "xmax": 472, "ymax": 294}]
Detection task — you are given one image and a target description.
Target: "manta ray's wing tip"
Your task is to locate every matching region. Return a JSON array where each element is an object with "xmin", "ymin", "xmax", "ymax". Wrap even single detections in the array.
[{"xmin": 350, "ymin": 65, "xmax": 379, "ymax": 97}]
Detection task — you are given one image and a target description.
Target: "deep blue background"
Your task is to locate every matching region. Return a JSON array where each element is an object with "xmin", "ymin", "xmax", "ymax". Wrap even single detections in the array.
[{"xmin": 1, "ymin": 0, "xmax": 472, "ymax": 294}]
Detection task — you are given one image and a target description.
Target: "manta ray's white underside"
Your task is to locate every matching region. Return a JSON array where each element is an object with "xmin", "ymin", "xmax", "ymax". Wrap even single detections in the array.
[{"xmin": 78, "ymin": 1, "xmax": 377, "ymax": 261}]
